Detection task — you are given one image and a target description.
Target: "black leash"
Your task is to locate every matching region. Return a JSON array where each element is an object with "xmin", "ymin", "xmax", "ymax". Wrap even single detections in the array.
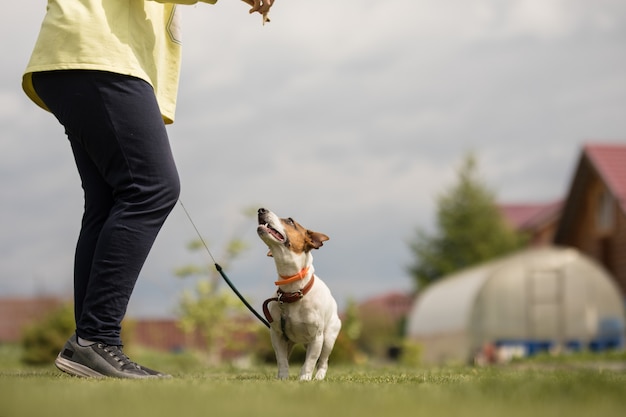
[{"xmin": 178, "ymin": 200, "xmax": 270, "ymax": 328}]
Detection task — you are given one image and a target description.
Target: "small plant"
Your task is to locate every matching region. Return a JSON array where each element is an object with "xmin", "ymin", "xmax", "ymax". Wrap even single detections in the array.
[
  {"xmin": 20, "ymin": 303, "xmax": 74, "ymax": 365},
  {"xmin": 399, "ymin": 340, "xmax": 423, "ymax": 367}
]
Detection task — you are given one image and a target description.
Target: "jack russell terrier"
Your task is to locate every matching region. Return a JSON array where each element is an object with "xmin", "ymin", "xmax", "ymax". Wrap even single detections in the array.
[{"xmin": 257, "ymin": 208, "xmax": 342, "ymax": 380}]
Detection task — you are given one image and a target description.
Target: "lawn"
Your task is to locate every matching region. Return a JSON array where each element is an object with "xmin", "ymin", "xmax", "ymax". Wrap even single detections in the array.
[{"xmin": 1, "ymin": 344, "xmax": 625, "ymax": 417}]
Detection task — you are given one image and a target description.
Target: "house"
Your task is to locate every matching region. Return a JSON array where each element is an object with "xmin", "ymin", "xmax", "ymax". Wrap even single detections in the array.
[
  {"xmin": 554, "ymin": 143, "xmax": 626, "ymax": 297},
  {"xmin": 0, "ymin": 296, "xmax": 65, "ymax": 342},
  {"xmin": 130, "ymin": 316, "xmax": 258, "ymax": 359},
  {"xmin": 407, "ymin": 142, "xmax": 626, "ymax": 363},
  {"xmin": 0, "ymin": 296, "xmax": 257, "ymax": 360},
  {"xmin": 499, "ymin": 200, "xmax": 562, "ymax": 246},
  {"xmin": 356, "ymin": 292, "xmax": 414, "ymax": 323},
  {"xmin": 130, "ymin": 319, "xmax": 204, "ymax": 352},
  {"xmin": 499, "ymin": 143, "xmax": 626, "ymax": 298}
]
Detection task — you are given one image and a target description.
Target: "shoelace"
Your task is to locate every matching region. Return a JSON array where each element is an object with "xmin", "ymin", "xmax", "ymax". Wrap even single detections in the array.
[{"xmin": 99, "ymin": 344, "xmax": 140, "ymax": 369}]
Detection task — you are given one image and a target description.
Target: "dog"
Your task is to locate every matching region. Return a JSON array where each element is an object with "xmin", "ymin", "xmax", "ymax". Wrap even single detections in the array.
[{"xmin": 257, "ymin": 207, "xmax": 341, "ymax": 380}]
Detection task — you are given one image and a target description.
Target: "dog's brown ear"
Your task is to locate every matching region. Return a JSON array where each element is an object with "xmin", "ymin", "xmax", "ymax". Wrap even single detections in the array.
[
  {"xmin": 266, "ymin": 250, "xmax": 273, "ymax": 257},
  {"xmin": 306, "ymin": 230, "xmax": 329, "ymax": 250}
]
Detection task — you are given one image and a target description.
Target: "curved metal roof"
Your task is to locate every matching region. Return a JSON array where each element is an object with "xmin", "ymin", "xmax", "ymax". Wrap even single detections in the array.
[{"xmin": 407, "ymin": 246, "xmax": 623, "ymax": 337}]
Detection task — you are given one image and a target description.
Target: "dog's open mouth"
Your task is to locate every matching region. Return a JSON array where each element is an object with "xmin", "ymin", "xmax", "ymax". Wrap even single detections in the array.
[{"xmin": 258, "ymin": 223, "xmax": 286, "ymax": 242}]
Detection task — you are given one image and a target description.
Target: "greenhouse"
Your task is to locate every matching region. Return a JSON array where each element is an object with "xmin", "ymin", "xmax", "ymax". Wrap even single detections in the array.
[{"xmin": 406, "ymin": 246, "xmax": 625, "ymax": 364}]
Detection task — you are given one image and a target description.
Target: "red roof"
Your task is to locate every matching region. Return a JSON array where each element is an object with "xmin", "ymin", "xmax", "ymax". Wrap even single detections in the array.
[
  {"xmin": 585, "ymin": 143, "xmax": 626, "ymax": 212},
  {"xmin": 358, "ymin": 292, "xmax": 414, "ymax": 321},
  {"xmin": 499, "ymin": 201, "xmax": 562, "ymax": 230}
]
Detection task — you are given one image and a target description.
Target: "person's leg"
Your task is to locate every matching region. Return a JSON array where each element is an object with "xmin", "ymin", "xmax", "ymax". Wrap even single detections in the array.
[
  {"xmin": 32, "ymin": 70, "xmax": 180, "ymax": 346},
  {"xmin": 69, "ymin": 139, "xmax": 115, "ymax": 330}
]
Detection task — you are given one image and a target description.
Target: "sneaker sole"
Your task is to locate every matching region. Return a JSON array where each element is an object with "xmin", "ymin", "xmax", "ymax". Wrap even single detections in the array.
[
  {"xmin": 55, "ymin": 354, "xmax": 106, "ymax": 378},
  {"xmin": 55, "ymin": 354, "xmax": 159, "ymax": 379}
]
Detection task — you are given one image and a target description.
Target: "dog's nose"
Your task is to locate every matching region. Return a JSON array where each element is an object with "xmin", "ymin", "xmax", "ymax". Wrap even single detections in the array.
[{"xmin": 258, "ymin": 208, "xmax": 268, "ymax": 215}]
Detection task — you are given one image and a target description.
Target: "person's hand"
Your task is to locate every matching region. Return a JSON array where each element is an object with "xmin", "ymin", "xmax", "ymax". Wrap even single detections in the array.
[{"xmin": 241, "ymin": 0, "xmax": 275, "ymax": 24}]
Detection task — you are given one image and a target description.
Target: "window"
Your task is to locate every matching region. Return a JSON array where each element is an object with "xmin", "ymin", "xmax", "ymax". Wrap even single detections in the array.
[{"xmin": 596, "ymin": 188, "xmax": 615, "ymax": 232}]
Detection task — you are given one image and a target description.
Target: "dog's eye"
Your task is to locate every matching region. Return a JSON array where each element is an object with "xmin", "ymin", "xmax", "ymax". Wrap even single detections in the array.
[{"xmin": 287, "ymin": 217, "xmax": 295, "ymax": 225}]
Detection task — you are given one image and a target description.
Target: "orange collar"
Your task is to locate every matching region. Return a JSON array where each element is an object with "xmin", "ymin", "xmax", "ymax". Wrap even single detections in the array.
[
  {"xmin": 263, "ymin": 275, "xmax": 316, "ymax": 324},
  {"xmin": 274, "ymin": 266, "xmax": 310, "ymax": 286}
]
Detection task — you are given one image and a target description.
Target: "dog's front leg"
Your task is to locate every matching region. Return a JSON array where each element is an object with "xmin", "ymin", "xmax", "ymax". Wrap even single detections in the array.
[
  {"xmin": 270, "ymin": 330, "xmax": 291, "ymax": 379},
  {"xmin": 299, "ymin": 334, "xmax": 324, "ymax": 381}
]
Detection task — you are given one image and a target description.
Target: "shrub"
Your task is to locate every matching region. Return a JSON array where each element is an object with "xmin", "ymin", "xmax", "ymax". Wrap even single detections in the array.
[
  {"xmin": 20, "ymin": 304, "xmax": 136, "ymax": 365},
  {"xmin": 21, "ymin": 303, "xmax": 74, "ymax": 365},
  {"xmin": 399, "ymin": 339, "xmax": 422, "ymax": 367}
]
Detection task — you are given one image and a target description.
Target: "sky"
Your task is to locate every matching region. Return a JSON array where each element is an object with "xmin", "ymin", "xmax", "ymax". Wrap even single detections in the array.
[{"xmin": 1, "ymin": 0, "xmax": 625, "ymax": 318}]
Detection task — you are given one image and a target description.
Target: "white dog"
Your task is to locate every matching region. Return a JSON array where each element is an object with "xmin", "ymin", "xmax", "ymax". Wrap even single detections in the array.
[{"xmin": 257, "ymin": 208, "xmax": 342, "ymax": 380}]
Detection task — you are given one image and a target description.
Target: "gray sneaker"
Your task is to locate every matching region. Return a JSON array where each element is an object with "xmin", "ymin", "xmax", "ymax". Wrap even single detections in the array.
[
  {"xmin": 137, "ymin": 364, "xmax": 172, "ymax": 379},
  {"xmin": 55, "ymin": 334, "xmax": 169, "ymax": 379}
]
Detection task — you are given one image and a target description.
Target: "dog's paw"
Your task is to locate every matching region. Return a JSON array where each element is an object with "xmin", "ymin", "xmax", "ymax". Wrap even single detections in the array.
[
  {"xmin": 299, "ymin": 373, "xmax": 313, "ymax": 381},
  {"xmin": 314, "ymin": 369, "xmax": 327, "ymax": 380}
]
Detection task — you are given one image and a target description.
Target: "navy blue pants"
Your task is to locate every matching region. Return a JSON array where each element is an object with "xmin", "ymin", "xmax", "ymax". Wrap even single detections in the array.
[{"xmin": 32, "ymin": 70, "xmax": 180, "ymax": 346}]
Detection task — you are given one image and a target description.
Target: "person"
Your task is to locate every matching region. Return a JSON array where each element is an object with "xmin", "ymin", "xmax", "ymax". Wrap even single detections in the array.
[{"xmin": 22, "ymin": 0, "xmax": 275, "ymax": 379}]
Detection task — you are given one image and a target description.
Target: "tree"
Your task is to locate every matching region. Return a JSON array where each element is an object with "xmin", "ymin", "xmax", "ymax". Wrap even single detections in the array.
[
  {"xmin": 175, "ymin": 206, "xmax": 257, "ymax": 363},
  {"xmin": 407, "ymin": 153, "xmax": 525, "ymax": 290},
  {"xmin": 177, "ymin": 280, "xmax": 253, "ymax": 364}
]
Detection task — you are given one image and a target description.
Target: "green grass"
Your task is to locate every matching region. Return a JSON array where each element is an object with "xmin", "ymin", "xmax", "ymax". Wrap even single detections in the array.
[{"xmin": 1, "ymin": 344, "xmax": 625, "ymax": 417}]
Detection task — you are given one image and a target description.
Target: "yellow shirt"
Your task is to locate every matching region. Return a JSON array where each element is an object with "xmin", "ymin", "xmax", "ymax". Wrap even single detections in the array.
[{"xmin": 22, "ymin": 0, "xmax": 217, "ymax": 124}]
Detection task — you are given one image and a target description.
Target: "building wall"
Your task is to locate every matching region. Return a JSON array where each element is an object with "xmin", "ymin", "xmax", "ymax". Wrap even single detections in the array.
[
  {"xmin": 612, "ymin": 208, "xmax": 626, "ymax": 296},
  {"xmin": 0, "ymin": 297, "xmax": 65, "ymax": 342},
  {"xmin": 529, "ymin": 221, "xmax": 559, "ymax": 246},
  {"xmin": 131, "ymin": 319, "xmax": 205, "ymax": 352},
  {"xmin": 562, "ymin": 176, "xmax": 626, "ymax": 297}
]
